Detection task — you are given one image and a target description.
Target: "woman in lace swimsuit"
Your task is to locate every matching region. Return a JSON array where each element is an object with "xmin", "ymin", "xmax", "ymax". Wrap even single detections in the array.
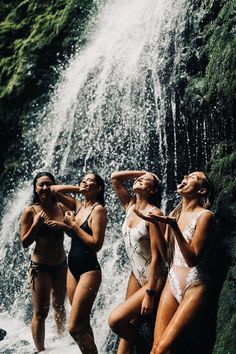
[
  {"xmin": 51, "ymin": 173, "xmax": 107, "ymax": 354},
  {"xmin": 108, "ymin": 170, "xmax": 166, "ymax": 354},
  {"xmin": 21, "ymin": 172, "xmax": 70, "ymax": 352},
  {"xmin": 135, "ymin": 171, "xmax": 216, "ymax": 354}
]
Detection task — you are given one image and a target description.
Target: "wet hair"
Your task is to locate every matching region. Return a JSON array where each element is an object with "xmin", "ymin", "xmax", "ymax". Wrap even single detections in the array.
[
  {"xmin": 148, "ymin": 174, "xmax": 162, "ymax": 208},
  {"xmin": 32, "ymin": 172, "xmax": 56, "ymax": 204},
  {"xmin": 166, "ymin": 172, "xmax": 213, "ymax": 267},
  {"xmin": 90, "ymin": 173, "xmax": 105, "ymax": 206},
  {"xmin": 200, "ymin": 173, "xmax": 213, "ymax": 209}
]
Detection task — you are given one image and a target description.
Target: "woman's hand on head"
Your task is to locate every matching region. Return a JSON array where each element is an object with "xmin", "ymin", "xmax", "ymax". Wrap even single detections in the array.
[{"xmin": 64, "ymin": 210, "xmax": 75, "ymax": 227}]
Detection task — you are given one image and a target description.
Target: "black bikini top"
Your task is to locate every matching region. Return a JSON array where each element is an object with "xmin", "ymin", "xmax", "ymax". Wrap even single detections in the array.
[{"xmin": 31, "ymin": 203, "xmax": 64, "ymax": 235}]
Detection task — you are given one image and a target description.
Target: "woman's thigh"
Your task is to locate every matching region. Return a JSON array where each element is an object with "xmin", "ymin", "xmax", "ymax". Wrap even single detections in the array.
[
  {"xmin": 158, "ymin": 283, "xmax": 208, "ymax": 348},
  {"xmin": 153, "ymin": 280, "xmax": 179, "ymax": 344},
  {"xmin": 69, "ymin": 270, "xmax": 102, "ymax": 326},
  {"xmin": 110, "ymin": 272, "xmax": 143, "ymax": 324},
  {"xmin": 51, "ymin": 264, "xmax": 67, "ymax": 305},
  {"xmin": 30, "ymin": 270, "xmax": 52, "ymax": 314}
]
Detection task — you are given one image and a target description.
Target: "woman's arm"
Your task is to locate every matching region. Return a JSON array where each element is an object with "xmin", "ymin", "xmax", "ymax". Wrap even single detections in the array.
[
  {"xmin": 141, "ymin": 212, "xmax": 164, "ymax": 315},
  {"xmin": 111, "ymin": 170, "xmax": 146, "ymax": 209},
  {"xmin": 170, "ymin": 211, "xmax": 215, "ymax": 267},
  {"xmin": 64, "ymin": 205, "xmax": 107, "ymax": 252},
  {"xmin": 134, "ymin": 209, "xmax": 168, "ymax": 262},
  {"xmin": 20, "ymin": 207, "xmax": 43, "ymax": 248},
  {"xmin": 51, "ymin": 185, "xmax": 82, "ymax": 211}
]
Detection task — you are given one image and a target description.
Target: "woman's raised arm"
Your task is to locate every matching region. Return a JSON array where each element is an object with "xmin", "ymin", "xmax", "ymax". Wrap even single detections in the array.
[{"xmin": 111, "ymin": 170, "xmax": 146, "ymax": 209}]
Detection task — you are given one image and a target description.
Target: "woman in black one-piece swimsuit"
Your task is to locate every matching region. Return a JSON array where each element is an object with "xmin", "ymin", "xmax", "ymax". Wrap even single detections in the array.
[{"xmin": 51, "ymin": 173, "xmax": 107, "ymax": 354}]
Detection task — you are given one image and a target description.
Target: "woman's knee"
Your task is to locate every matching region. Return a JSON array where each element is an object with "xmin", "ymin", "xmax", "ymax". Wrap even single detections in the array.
[
  {"xmin": 52, "ymin": 298, "xmax": 65, "ymax": 313},
  {"xmin": 33, "ymin": 306, "xmax": 49, "ymax": 321},
  {"xmin": 68, "ymin": 321, "xmax": 87, "ymax": 337},
  {"xmin": 108, "ymin": 310, "xmax": 123, "ymax": 333},
  {"xmin": 151, "ymin": 341, "xmax": 171, "ymax": 354}
]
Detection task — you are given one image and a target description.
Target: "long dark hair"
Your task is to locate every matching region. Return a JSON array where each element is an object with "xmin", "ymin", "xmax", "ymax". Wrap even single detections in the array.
[
  {"xmin": 166, "ymin": 172, "xmax": 213, "ymax": 267},
  {"xmin": 32, "ymin": 172, "xmax": 56, "ymax": 204},
  {"xmin": 148, "ymin": 173, "xmax": 162, "ymax": 208},
  {"xmin": 93, "ymin": 173, "xmax": 105, "ymax": 206}
]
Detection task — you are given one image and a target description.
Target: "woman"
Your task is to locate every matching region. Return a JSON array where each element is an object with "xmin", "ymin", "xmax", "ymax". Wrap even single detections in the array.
[
  {"xmin": 51, "ymin": 173, "xmax": 107, "ymax": 354},
  {"xmin": 21, "ymin": 172, "xmax": 69, "ymax": 353},
  {"xmin": 135, "ymin": 171, "xmax": 216, "ymax": 354},
  {"xmin": 108, "ymin": 170, "xmax": 166, "ymax": 354}
]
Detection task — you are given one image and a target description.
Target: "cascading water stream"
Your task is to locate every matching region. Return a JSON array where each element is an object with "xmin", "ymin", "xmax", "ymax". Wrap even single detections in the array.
[{"xmin": 0, "ymin": 0, "xmax": 186, "ymax": 352}]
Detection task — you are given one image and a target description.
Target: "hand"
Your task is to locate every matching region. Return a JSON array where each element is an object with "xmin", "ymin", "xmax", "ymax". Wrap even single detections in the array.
[
  {"xmin": 64, "ymin": 210, "xmax": 75, "ymax": 227},
  {"xmin": 141, "ymin": 293, "xmax": 154, "ymax": 316},
  {"xmin": 45, "ymin": 220, "xmax": 64, "ymax": 230},
  {"xmin": 134, "ymin": 209, "xmax": 178, "ymax": 229},
  {"xmin": 33, "ymin": 210, "xmax": 47, "ymax": 225},
  {"xmin": 133, "ymin": 209, "xmax": 163, "ymax": 224}
]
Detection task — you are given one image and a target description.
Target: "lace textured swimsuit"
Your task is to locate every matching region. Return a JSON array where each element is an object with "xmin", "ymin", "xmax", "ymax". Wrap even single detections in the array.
[
  {"xmin": 168, "ymin": 209, "xmax": 213, "ymax": 303},
  {"xmin": 122, "ymin": 205, "xmax": 156, "ymax": 286}
]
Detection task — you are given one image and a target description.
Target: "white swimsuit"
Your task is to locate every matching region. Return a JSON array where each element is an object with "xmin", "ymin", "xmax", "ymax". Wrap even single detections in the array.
[
  {"xmin": 122, "ymin": 205, "xmax": 155, "ymax": 286},
  {"xmin": 168, "ymin": 210, "xmax": 214, "ymax": 303}
]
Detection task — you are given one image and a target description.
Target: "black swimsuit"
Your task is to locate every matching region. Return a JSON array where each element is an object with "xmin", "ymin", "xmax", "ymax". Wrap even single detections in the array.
[{"xmin": 68, "ymin": 205, "xmax": 101, "ymax": 279}]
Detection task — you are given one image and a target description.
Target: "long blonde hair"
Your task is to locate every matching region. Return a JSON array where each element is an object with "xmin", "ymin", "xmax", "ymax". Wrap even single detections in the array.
[{"xmin": 166, "ymin": 172, "xmax": 212, "ymax": 267}]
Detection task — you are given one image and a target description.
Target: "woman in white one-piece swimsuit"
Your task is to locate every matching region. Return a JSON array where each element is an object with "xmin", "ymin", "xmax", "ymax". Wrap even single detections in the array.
[
  {"xmin": 135, "ymin": 171, "xmax": 216, "ymax": 354},
  {"xmin": 108, "ymin": 170, "xmax": 166, "ymax": 354}
]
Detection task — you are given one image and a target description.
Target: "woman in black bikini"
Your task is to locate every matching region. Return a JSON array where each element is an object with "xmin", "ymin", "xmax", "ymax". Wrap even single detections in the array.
[
  {"xmin": 51, "ymin": 173, "xmax": 107, "ymax": 354},
  {"xmin": 21, "ymin": 172, "xmax": 70, "ymax": 353}
]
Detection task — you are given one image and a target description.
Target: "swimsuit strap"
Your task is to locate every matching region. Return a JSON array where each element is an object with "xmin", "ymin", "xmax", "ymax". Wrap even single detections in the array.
[
  {"xmin": 58, "ymin": 202, "xmax": 65, "ymax": 216},
  {"xmin": 195, "ymin": 209, "xmax": 213, "ymax": 222},
  {"xmin": 85, "ymin": 203, "xmax": 100, "ymax": 220},
  {"xmin": 126, "ymin": 204, "xmax": 135, "ymax": 218},
  {"xmin": 31, "ymin": 206, "xmax": 37, "ymax": 215}
]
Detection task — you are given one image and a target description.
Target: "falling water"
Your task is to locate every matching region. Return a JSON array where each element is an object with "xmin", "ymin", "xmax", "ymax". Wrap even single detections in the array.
[{"xmin": 0, "ymin": 0, "xmax": 186, "ymax": 352}]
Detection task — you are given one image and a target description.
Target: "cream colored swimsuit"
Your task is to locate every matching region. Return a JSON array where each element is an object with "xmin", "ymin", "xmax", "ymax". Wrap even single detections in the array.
[
  {"xmin": 122, "ymin": 205, "xmax": 155, "ymax": 286},
  {"xmin": 168, "ymin": 210, "xmax": 213, "ymax": 303}
]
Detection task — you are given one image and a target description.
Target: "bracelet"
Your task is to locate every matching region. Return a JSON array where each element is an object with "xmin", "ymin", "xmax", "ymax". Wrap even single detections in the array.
[{"xmin": 146, "ymin": 288, "xmax": 156, "ymax": 296}]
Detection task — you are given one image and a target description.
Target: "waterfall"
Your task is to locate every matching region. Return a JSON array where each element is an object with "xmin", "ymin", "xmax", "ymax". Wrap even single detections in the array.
[{"xmin": 0, "ymin": 0, "xmax": 186, "ymax": 352}]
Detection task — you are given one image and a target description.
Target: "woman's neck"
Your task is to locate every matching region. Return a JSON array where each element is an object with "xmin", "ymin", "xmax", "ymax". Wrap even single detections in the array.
[
  {"xmin": 82, "ymin": 196, "xmax": 98, "ymax": 208},
  {"xmin": 181, "ymin": 197, "xmax": 200, "ymax": 212},
  {"xmin": 135, "ymin": 194, "xmax": 150, "ymax": 209},
  {"xmin": 40, "ymin": 199, "xmax": 54, "ymax": 209}
]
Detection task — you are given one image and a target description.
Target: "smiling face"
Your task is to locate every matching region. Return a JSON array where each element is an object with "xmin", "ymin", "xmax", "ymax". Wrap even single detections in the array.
[
  {"xmin": 79, "ymin": 174, "xmax": 99, "ymax": 193},
  {"xmin": 133, "ymin": 173, "xmax": 156, "ymax": 193},
  {"xmin": 35, "ymin": 175, "xmax": 54, "ymax": 200},
  {"xmin": 177, "ymin": 171, "xmax": 207, "ymax": 198}
]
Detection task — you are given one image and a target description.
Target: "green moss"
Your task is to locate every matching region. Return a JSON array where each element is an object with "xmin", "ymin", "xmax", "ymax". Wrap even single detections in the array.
[
  {"xmin": 0, "ymin": 0, "xmax": 96, "ymax": 100},
  {"xmin": 204, "ymin": 0, "xmax": 236, "ymax": 101},
  {"xmin": 207, "ymin": 144, "xmax": 236, "ymax": 354}
]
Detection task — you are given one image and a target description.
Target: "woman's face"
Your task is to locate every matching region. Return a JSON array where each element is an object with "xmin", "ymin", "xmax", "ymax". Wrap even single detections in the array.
[
  {"xmin": 79, "ymin": 174, "xmax": 98, "ymax": 193},
  {"xmin": 35, "ymin": 176, "xmax": 53, "ymax": 199},
  {"xmin": 177, "ymin": 171, "xmax": 206, "ymax": 196},
  {"xmin": 133, "ymin": 173, "xmax": 156, "ymax": 193}
]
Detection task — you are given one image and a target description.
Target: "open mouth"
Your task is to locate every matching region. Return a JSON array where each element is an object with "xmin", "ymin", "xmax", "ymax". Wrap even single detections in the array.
[{"xmin": 177, "ymin": 180, "xmax": 188, "ymax": 189}]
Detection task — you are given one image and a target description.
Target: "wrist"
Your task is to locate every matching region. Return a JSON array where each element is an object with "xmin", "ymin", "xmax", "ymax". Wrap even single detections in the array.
[{"xmin": 146, "ymin": 288, "xmax": 156, "ymax": 297}]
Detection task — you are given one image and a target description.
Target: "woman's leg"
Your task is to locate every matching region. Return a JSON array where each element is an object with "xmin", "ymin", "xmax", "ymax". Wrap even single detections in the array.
[
  {"xmin": 152, "ymin": 283, "xmax": 208, "ymax": 354},
  {"xmin": 108, "ymin": 272, "xmax": 142, "ymax": 354},
  {"xmin": 30, "ymin": 270, "xmax": 51, "ymax": 352},
  {"xmin": 151, "ymin": 280, "xmax": 179, "ymax": 354},
  {"xmin": 68, "ymin": 270, "xmax": 101, "ymax": 354},
  {"xmin": 51, "ymin": 263, "xmax": 67, "ymax": 335}
]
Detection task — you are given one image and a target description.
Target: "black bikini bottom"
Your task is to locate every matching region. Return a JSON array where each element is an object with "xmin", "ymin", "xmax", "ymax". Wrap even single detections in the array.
[{"xmin": 29, "ymin": 258, "xmax": 67, "ymax": 289}]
